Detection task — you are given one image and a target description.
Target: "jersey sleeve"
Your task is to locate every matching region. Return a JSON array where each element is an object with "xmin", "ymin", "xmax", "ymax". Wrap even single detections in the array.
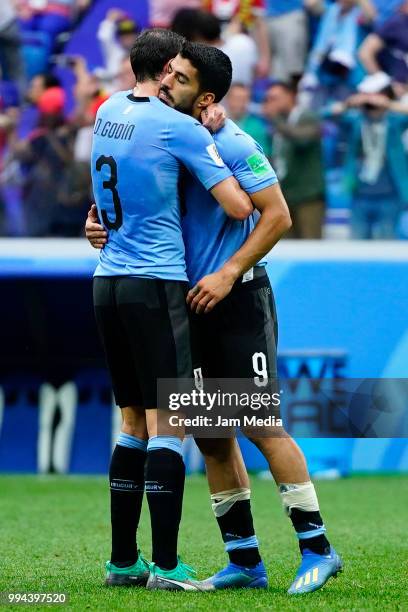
[
  {"xmin": 220, "ymin": 132, "xmax": 278, "ymax": 194},
  {"xmin": 167, "ymin": 116, "xmax": 232, "ymax": 190}
]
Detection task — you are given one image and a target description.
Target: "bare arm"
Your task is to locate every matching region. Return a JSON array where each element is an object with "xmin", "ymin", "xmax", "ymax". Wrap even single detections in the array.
[
  {"xmin": 210, "ymin": 177, "xmax": 254, "ymax": 221},
  {"xmin": 358, "ymin": 34, "xmax": 385, "ymax": 74},
  {"xmin": 84, "ymin": 173, "xmax": 254, "ymax": 249},
  {"xmin": 84, "ymin": 174, "xmax": 255, "ymax": 249},
  {"xmin": 221, "ymin": 183, "xmax": 291, "ymax": 279},
  {"xmin": 388, "ymin": 100, "xmax": 408, "ymax": 115},
  {"xmin": 71, "ymin": 57, "xmax": 96, "ymax": 127},
  {"xmin": 252, "ymin": 16, "xmax": 271, "ymax": 78},
  {"xmin": 187, "ymin": 183, "xmax": 291, "ymax": 313}
]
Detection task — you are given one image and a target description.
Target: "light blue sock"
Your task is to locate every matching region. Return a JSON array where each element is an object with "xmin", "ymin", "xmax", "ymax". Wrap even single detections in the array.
[
  {"xmin": 147, "ymin": 435, "xmax": 183, "ymax": 457},
  {"xmin": 225, "ymin": 535, "xmax": 259, "ymax": 553},
  {"xmin": 117, "ymin": 432, "xmax": 147, "ymax": 452}
]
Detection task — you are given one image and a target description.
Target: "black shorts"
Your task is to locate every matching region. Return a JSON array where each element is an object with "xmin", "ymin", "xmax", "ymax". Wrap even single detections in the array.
[
  {"xmin": 194, "ymin": 267, "xmax": 278, "ymax": 381},
  {"xmin": 93, "ymin": 276, "xmax": 198, "ymax": 409}
]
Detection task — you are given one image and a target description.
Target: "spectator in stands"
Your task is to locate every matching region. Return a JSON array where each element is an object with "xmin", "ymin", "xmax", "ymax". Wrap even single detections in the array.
[
  {"xmin": 70, "ymin": 57, "xmax": 108, "ymax": 163},
  {"xmin": 160, "ymin": 1, "xmax": 269, "ymax": 77},
  {"xmin": 327, "ymin": 83, "xmax": 408, "ymax": 239},
  {"xmin": 96, "ymin": 8, "xmax": 139, "ymax": 91},
  {"xmin": 12, "ymin": 72, "xmax": 90, "ymax": 236},
  {"xmin": 171, "ymin": 8, "xmax": 202, "ymax": 39},
  {"xmin": 116, "ymin": 57, "xmax": 135, "ymax": 91},
  {"xmin": 263, "ymin": 82, "xmax": 325, "ymax": 239},
  {"xmin": 13, "ymin": 81, "xmax": 68, "ymax": 235},
  {"xmin": 301, "ymin": 0, "xmax": 369, "ymax": 104},
  {"xmin": 174, "ymin": 9, "xmax": 258, "ymax": 87},
  {"xmin": 359, "ymin": 0, "xmax": 408, "ymax": 87},
  {"xmin": 18, "ymin": 0, "xmax": 87, "ymax": 53},
  {"xmin": 27, "ymin": 72, "xmax": 64, "ymax": 110},
  {"xmin": 359, "ymin": 0, "xmax": 405, "ymax": 26},
  {"xmin": 149, "ymin": 0, "xmax": 201, "ymax": 28},
  {"xmin": 217, "ymin": 17, "xmax": 259, "ymax": 86},
  {"xmin": 0, "ymin": 0, "xmax": 25, "ymax": 95},
  {"xmin": 265, "ymin": 0, "xmax": 308, "ymax": 84},
  {"xmin": 226, "ymin": 83, "xmax": 270, "ymax": 154},
  {"xmin": 0, "ymin": 82, "xmax": 22, "ymax": 235},
  {"xmin": 0, "ymin": 104, "xmax": 19, "ymax": 235},
  {"xmin": 202, "ymin": 0, "xmax": 270, "ymax": 78}
]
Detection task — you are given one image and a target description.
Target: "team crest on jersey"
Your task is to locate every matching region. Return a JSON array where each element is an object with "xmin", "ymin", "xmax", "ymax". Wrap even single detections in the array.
[
  {"xmin": 206, "ymin": 143, "xmax": 225, "ymax": 167},
  {"xmin": 246, "ymin": 152, "xmax": 272, "ymax": 177}
]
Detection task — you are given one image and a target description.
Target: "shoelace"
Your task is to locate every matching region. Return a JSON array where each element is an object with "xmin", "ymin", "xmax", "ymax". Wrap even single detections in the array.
[
  {"xmin": 177, "ymin": 557, "xmax": 197, "ymax": 578},
  {"xmin": 148, "ymin": 558, "xmax": 197, "ymax": 578}
]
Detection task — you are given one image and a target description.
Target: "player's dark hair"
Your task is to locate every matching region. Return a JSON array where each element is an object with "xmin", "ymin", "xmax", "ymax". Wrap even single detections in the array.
[
  {"xmin": 180, "ymin": 41, "xmax": 232, "ymax": 102},
  {"xmin": 130, "ymin": 29, "xmax": 184, "ymax": 82}
]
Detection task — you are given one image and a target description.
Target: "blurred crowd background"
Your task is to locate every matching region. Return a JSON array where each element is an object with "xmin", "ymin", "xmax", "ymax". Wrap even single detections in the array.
[{"xmin": 0, "ymin": 0, "xmax": 408, "ymax": 240}]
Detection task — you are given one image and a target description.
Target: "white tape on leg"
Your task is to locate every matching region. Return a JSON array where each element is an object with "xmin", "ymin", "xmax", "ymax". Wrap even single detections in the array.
[
  {"xmin": 279, "ymin": 481, "xmax": 319, "ymax": 516},
  {"xmin": 211, "ymin": 487, "xmax": 251, "ymax": 518}
]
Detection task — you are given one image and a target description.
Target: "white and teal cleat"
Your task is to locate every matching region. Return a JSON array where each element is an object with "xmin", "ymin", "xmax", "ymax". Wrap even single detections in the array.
[
  {"xmin": 105, "ymin": 552, "xmax": 150, "ymax": 586},
  {"xmin": 146, "ymin": 558, "xmax": 205, "ymax": 591},
  {"xmin": 288, "ymin": 547, "xmax": 343, "ymax": 595}
]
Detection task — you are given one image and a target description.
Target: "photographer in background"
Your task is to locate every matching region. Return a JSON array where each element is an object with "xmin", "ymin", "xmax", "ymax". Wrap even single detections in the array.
[
  {"xmin": 12, "ymin": 70, "xmax": 91, "ymax": 236},
  {"xmin": 12, "ymin": 77, "xmax": 68, "ymax": 236},
  {"xmin": 263, "ymin": 81, "xmax": 325, "ymax": 239},
  {"xmin": 300, "ymin": 0, "xmax": 370, "ymax": 105},
  {"xmin": 327, "ymin": 78, "xmax": 408, "ymax": 239}
]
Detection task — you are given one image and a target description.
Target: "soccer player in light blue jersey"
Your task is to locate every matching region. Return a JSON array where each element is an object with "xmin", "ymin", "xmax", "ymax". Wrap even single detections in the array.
[
  {"xmin": 87, "ymin": 39, "xmax": 342, "ymax": 595},
  {"xmin": 91, "ymin": 41, "xmax": 252, "ymax": 281},
  {"xmin": 91, "ymin": 29, "xmax": 254, "ymax": 592},
  {"xmin": 158, "ymin": 43, "xmax": 342, "ymax": 594}
]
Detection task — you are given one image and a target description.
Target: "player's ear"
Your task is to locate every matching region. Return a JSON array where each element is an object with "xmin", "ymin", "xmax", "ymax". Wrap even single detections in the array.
[{"xmin": 196, "ymin": 91, "xmax": 215, "ymax": 109}]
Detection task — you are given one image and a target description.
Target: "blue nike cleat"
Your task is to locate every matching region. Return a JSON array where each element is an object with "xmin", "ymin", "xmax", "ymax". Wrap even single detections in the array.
[
  {"xmin": 199, "ymin": 561, "xmax": 268, "ymax": 590},
  {"xmin": 288, "ymin": 547, "xmax": 343, "ymax": 595}
]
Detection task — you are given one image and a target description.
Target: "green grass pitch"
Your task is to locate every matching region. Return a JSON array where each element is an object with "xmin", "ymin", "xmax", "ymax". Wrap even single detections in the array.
[{"xmin": 1, "ymin": 474, "xmax": 407, "ymax": 611}]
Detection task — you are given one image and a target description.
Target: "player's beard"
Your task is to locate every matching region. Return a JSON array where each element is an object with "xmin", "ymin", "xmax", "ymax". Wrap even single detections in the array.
[
  {"xmin": 160, "ymin": 86, "xmax": 195, "ymax": 116},
  {"xmin": 173, "ymin": 98, "xmax": 195, "ymax": 115}
]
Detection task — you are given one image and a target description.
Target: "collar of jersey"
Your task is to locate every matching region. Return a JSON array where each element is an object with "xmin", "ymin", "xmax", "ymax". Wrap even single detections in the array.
[{"xmin": 126, "ymin": 93, "xmax": 152, "ymax": 103}]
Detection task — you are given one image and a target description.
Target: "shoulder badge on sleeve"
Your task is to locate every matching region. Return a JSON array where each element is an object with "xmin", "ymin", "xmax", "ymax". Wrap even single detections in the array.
[
  {"xmin": 206, "ymin": 143, "xmax": 225, "ymax": 167},
  {"xmin": 246, "ymin": 152, "xmax": 272, "ymax": 177}
]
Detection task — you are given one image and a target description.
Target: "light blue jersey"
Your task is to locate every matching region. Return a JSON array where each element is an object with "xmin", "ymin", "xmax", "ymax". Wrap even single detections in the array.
[
  {"xmin": 91, "ymin": 91, "xmax": 231, "ymax": 280},
  {"xmin": 182, "ymin": 119, "xmax": 278, "ymax": 286}
]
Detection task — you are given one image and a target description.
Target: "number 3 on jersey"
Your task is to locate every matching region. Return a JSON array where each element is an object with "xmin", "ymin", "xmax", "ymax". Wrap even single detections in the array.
[{"xmin": 95, "ymin": 155, "xmax": 123, "ymax": 230}]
